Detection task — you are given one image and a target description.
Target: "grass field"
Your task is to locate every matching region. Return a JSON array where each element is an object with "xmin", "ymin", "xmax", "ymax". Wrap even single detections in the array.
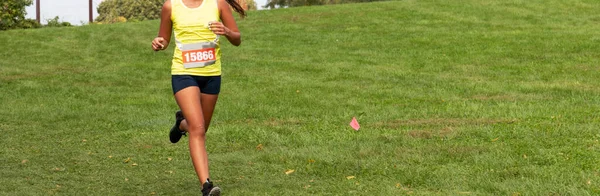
[{"xmin": 2, "ymin": 0, "xmax": 600, "ymax": 195}]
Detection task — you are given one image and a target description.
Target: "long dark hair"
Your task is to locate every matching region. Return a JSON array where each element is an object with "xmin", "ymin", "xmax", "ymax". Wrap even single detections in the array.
[{"xmin": 225, "ymin": 0, "xmax": 247, "ymax": 18}]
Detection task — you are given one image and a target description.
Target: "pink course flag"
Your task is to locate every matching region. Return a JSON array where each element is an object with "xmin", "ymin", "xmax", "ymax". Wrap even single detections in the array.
[{"xmin": 349, "ymin": 117, "xmax": 360, "ymax": 131}]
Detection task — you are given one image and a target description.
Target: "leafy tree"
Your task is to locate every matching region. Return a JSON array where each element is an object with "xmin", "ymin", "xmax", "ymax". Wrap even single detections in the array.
[
  {"xmin": 0, "ymin": 0, "xmax": 40, "ymax": 30},
  {"xmin": 96, "ymin": 0, "xmax": 163, "ymax": 23},
  {"xmin": 245, "ymin": 0, "xmax": 258, "ymax": 10}
]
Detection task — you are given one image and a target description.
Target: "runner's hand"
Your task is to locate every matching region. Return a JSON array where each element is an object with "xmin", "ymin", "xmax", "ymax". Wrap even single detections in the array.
[
  {"xmin": 208, "ymin": 21, "xmax": 230, "ymax": 36},
  {"xmin": 152, "ymin": 37, "xmax": 167, "ymax": 51}
]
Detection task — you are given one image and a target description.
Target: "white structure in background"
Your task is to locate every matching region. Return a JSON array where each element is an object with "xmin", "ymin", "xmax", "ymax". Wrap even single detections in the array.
[{"xmin": 25, "ymin": 0, "xmax": 104, "ymax": 25}]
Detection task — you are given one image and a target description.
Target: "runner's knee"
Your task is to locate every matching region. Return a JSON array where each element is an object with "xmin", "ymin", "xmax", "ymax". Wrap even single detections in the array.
[{"xmin": 187, "ymin": 124, "xmax": 207, "ymax": 136}]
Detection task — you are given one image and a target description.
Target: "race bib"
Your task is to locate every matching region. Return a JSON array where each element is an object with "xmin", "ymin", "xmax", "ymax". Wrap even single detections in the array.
[{"xmin": 180, "ymin": 42, "xmax": 217, "ymax": 68}]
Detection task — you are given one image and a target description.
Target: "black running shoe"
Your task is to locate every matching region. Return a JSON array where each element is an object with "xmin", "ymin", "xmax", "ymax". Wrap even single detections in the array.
[
  {"xmin": 201, "ymin": 179, "xmax": 221, "ymax": 196},
  {"xmin": 169, "ymin": 110, "xmax": 186, "ymax": 143}
]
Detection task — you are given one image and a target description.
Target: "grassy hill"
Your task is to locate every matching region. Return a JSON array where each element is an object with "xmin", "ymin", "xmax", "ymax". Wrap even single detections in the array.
[{"xmin": 1, "ymin": 0, "xmax": 600, "ymax": 195}]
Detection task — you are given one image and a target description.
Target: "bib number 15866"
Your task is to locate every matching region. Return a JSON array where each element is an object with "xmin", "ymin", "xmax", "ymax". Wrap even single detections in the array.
[{"xmin": 182, "ymin": 48, "xmax": 215, "ymax": 63}]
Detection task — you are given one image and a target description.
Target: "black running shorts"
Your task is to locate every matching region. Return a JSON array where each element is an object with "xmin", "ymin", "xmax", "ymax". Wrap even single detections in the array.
[{"xmin": 171, "ymin": 75, "xmax": 221, "ymax": 95}]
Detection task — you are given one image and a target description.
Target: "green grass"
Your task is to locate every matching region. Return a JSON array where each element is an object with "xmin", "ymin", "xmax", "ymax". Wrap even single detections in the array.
[{"xmin": 2, "ymin": 0, "xmax": 600, "ymax": 195}]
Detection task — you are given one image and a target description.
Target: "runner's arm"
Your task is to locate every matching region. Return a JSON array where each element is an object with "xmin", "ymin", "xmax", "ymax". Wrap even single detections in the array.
[
  {"xmin": 215, "ymin": 0, "xmax": 241, "ymax": 46},
  {"xmin": 153, "ymin": 0, "xmax": 173, "ymax": 51}
]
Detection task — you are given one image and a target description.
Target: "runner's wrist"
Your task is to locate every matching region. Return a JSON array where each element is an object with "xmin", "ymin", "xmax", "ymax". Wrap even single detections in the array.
[{"xmin": 224, "ymin": 28, "xmax": 231, "ymax": 37}]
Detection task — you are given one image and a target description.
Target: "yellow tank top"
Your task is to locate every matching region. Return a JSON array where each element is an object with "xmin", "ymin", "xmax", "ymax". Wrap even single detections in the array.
[{"xmin": 171, "ymin": 0, "xmax": 221, "ymax": 76}]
